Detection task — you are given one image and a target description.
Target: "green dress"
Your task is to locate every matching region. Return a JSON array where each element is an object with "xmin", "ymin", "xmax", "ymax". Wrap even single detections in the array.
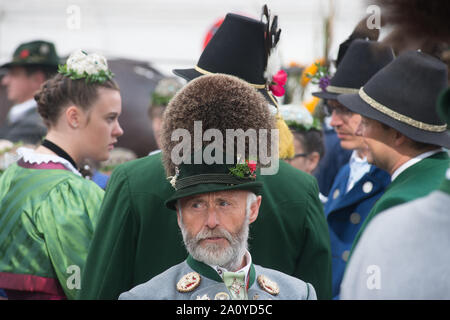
[
  {"xmin": 350, "ymin": 151, "xmax": 450, "ymax": 255},
  {"xmin": 0, "ymin": 151, "xmax": 104, "ymax": 299},
  {"xmin": 79, "ymin": 152, "xmax": 332, "ymax": 300}
]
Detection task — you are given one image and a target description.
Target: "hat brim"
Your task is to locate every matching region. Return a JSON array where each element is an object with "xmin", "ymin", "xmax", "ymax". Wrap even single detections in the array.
[
  {"xmin": 173, "ymin": 67, "xmax": 277, "ymax": 106},
  {"xmin": 312, "ymin": 90, "xmax": 339, "ymax": 101},
  {"xmin": 338, "ymin": 93, "xmax": 450, "ymax": 149},
  {"xmin": 165, "ymin": 181, "xmax": 263, "ymax": 210},
  {"xmin": 0, "ymin": 61, "xmax": 58, "ymax": 70}
]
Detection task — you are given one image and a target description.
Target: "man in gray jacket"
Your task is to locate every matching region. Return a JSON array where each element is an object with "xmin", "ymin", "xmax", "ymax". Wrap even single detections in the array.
[{"xmin": 119, "ymin": 74, "xmax": 316, "ymax": 300}]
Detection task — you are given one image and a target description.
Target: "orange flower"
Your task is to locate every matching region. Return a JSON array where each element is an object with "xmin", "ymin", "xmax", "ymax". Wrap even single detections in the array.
[
  {"xmin": 300, "ymin": 58, "xmax": 325, "ymax": 87},
  {"xmin": 303, "ymin": 96, "xmax": 320, "ymax": 114}
]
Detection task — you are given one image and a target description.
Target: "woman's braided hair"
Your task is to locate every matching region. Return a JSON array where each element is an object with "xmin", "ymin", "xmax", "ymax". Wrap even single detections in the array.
[{"xmin": 34, "ymin": 73, "xmax": 119, "ymax": 127}]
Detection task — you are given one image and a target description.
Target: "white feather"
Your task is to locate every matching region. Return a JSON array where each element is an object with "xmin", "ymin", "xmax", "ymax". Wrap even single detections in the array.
[{"xmin": 264, "ymin": 47, "xmax": 281, "ymax": 81}]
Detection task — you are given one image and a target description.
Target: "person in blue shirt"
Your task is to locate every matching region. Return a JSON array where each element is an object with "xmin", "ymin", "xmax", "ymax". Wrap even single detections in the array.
[{"xmin": 312, "ymin": 39, "xmax": 394, "ymax": 298}]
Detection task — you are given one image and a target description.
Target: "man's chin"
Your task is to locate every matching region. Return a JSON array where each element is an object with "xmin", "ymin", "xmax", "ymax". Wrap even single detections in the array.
[{"xmin": 193, "ymin": 243, "xmax": 234, "ymax": 266}]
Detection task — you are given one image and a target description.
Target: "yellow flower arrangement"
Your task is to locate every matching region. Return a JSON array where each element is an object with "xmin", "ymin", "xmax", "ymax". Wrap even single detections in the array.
[{"xmin": 300, "ymin": 58, "xmax": 325, "ymax": 87}]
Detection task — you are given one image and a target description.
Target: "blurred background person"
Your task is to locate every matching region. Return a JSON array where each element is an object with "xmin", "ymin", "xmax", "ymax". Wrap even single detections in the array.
[
  {"xmin": 0, "ymin": 50, "xmax": 123, "ymax": 299},
  {"xmin": 312, "ymin": 39, "xmax": 393, "ymax": 299},
  {"xmin": 0, "ymin": 40, "xmax": 59, "ymax": 144},
  {"xmin": 147, "ymin": 77, "xmax": 183, "ymax": 154},
  {"xmin": 281, "ymin": 103, "xmax": 324, "ymax": 175}
]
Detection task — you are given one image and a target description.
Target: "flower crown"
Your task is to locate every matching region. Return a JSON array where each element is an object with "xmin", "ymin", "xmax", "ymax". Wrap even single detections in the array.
[
  {"xmin": 58, "ymin": 50, "xmax": 114, "ymax": 84},
  {"xmin": 281, "ymin": 104, "xmax": 322, "ymax": 132}
]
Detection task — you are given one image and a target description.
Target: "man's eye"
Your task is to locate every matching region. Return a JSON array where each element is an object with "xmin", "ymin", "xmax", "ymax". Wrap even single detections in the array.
[
  {"xmin": 219, "ymin": 201, "xmax": 229, "ymax": 206},
  {"xmin": 192, "ymin": 202, "xmax": 203, "ymax": 209}
]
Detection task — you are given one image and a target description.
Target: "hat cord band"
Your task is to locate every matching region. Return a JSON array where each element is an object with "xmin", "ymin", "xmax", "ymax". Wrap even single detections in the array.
[
  {"xmin": 194, "ymin": 65, "xmax": 280, "ymax": 108},
  {"xmin": 194, "ymin": 65, "xmax": 266, "ymax": 89},
  {"xmin": 175, "ymin": 173, "xmax": 253, "ymax": 190},
  {"xmin": 326, "ymin": 85, "xmax": 360, "ymax": 95},
  {"xmin": 359, "ymin": 88, "xmax": 447, "ymax": 132}
]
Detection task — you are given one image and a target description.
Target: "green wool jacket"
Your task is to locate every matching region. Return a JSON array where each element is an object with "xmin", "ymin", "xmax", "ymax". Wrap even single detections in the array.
[
  {"xmin": 79, "ymin": 152, "xmax": 332, "ymax": 300},
  {"xmin": 350, "ymin": 151, "xmax": 450, "ymax": 254}
]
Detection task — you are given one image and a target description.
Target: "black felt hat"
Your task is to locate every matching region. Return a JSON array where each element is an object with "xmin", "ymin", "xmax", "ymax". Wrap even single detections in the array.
[
  {"xmin": 173, "ymin": 13, "xmax": 277, "ymax": 105},
  {"xmin": 1, "ymin": 40, "xmax": 59, "ymax": 70},
  {"xmin": 165, "ymin": 151, "xmax": 262, "ymax": 210},
  {"xmin": 312, "ymin": 39, "xmax": 395, "ymax": 101},
  {"xmin": 338, "ymin": 50, "xmax": 450, "ymax": 148}
]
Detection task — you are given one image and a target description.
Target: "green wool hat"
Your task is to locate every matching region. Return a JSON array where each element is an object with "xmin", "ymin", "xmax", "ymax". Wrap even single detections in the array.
[
  {"xmin": 165, "ymin": 151, "xmax": 263, "ymax": 210},
  {"xmin": 1, "ymin": 40, "xmax": 60, "ymax": 69},
  {"xmin": 437, "ymin": 88, "xmax": 450, "ymax": 126}
]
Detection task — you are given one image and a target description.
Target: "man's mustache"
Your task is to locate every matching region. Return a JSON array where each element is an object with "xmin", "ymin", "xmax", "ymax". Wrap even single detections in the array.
[{"xmin": 195, "ymin": 227, "xmax": 234, "ymax": 244}]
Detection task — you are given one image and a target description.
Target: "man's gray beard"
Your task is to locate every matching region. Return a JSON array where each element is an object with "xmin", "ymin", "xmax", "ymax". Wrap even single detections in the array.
[{"xmin": 179, "ymin": 218, "xmax": 249, "ymax": 271}]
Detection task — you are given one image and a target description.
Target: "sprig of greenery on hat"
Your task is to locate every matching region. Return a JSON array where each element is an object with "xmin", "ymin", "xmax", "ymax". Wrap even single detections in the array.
[
  {"xmin": 58, "ymin": 49, "xmax": 114, "ymax": 84},
  {"xmin": 229, "ymin": 156, "xmax": 257, "ymax": 180}
]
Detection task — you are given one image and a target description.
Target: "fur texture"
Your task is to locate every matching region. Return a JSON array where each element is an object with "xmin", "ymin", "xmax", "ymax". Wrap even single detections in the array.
[
  {"xmin": 375, "ymin": 0, "xmax": 450, "ymax": 40},
  {"xmin": 161, "ymin": 74, "xmax": 275, "ymax": 176}
]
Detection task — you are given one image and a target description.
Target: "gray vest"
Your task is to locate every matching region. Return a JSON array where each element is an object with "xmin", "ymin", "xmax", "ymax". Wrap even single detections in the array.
[{"xmin": 119, "ymin": 257, "xmax": 316, "ymax": 300}]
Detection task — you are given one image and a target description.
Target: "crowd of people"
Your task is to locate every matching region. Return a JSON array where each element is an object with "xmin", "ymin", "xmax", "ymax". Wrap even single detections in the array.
[{"xmin": 0, "ymin": 2, "xmax": 449, "ymax": 300}]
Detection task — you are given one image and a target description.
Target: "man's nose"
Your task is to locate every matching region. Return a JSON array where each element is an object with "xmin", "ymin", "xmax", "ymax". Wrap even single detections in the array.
[
  {"xmin": 205, "ymin": 206, "xmax": 220, "ymax": 229},
  {"xmin": 329, "ymin": 110, "xmax": 343, "ymax": 128}
]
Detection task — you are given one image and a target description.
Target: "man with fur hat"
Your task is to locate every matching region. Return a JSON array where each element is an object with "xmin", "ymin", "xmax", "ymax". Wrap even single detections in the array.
[
  {"xmin": 0, "ymin": 40, "xmax": 59, "ymax": 144},
  {"xmin": 80, "ymin": 10, "xmax": 331, "ymax": 300},
  {"xmin": 337, "ymin": 50, "xmax": 450, "ymax": 254},
  {"xmin": 312, "ymin": 39, "xmax": 393, "ymax": 299},
  {"xmin": 119, "ymin": 74, "xmax": 316, "ymax": 300},
  {"xmin": 341, "ymin": 87, "xmax": 450, "ymax": 299}
]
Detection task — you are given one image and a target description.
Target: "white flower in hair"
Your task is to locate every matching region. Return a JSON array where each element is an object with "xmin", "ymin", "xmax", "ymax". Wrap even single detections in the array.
[
  {"xmin": 280, "ymin": 104, "xmax": 319, "ymax": 131},
  {"xmin": 59, "ymin": 49, "xmax": 113, "ymax": 83}
]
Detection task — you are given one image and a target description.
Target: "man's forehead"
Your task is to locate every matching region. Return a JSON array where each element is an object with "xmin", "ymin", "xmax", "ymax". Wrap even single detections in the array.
[
  {"xmin": 182, "ymin": 190, "xmax": 246, "ymax": 201},
  {"xmin": 327, "ymin": 99, "xmax": 347, "ymax": 108}
]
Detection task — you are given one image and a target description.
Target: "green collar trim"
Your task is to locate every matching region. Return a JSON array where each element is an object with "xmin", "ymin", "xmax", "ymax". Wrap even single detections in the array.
[
  {"xmin": 390, "ymin": 151, "xmax": 449, "ymax": 187},
  {"xmin": 186, "ymin": 255, "xmax": 256, "ymax": 287}
]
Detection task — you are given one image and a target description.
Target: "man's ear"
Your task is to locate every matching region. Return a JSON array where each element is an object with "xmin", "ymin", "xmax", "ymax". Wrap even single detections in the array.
[
  {"xmin": 248, "ymin": 195, "xmax": 262, "ymax": 224},
  {"xmin": 393, "ymin": 129, "xmax": 407, "ymax": 147}
]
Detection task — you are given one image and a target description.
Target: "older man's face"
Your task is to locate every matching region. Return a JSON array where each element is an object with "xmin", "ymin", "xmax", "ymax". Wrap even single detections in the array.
[{"xmin": 177, "ymin": 190, "xmax": 260, "ymax": 270}]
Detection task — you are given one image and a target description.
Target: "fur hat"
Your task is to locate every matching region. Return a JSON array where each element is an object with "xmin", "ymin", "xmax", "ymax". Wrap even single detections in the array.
[{"xmin": 161, "ymin": 73, "xmax": 275, "ymax": 177}]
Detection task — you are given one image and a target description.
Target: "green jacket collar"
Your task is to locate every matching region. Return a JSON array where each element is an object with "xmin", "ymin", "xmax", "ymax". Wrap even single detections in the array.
[
  {"xmin": 390, "ymin": 151, "xmax": 449, "ymax": 187},
  {"xmin": 186, "ymin": 255, "xmax": 256, "ymax": 287}
]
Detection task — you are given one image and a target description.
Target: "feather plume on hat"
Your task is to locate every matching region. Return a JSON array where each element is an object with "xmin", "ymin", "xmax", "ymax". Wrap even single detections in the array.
[{"xmin": 261, "ymin": 5, "xmax": 295, "ymax": 160}]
